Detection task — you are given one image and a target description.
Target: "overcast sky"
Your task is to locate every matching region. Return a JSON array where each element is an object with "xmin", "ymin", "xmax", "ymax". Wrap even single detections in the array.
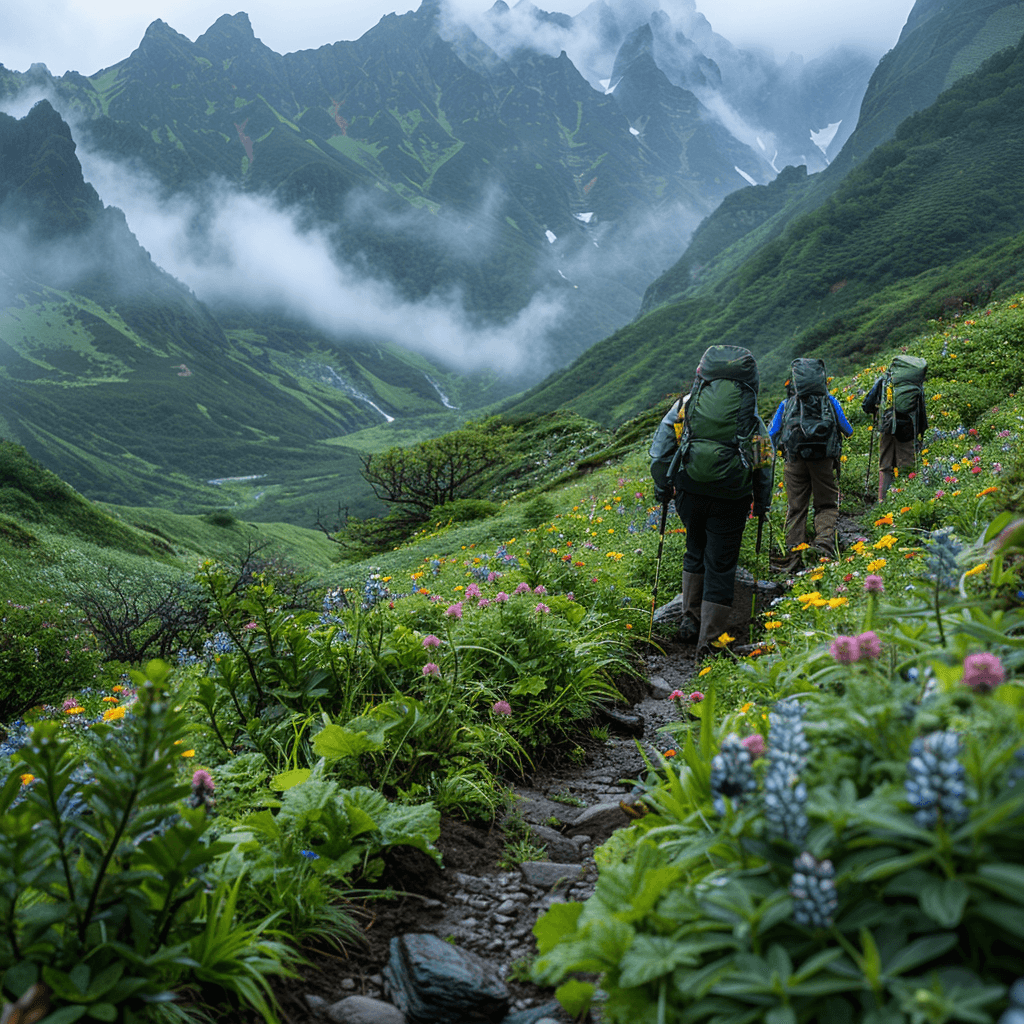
[{"xmin": 3, "ymin": 0, "xmax": 917, "ymax": 77}]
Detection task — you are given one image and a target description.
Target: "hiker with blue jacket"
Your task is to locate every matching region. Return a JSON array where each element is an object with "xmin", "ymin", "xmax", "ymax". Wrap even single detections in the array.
[
  {"xmin": 862, "ymin": 355, "xmax": 928, "ymax": 500},
  {"xmin": 768, "ymin": 358, "xmax": 853, "ymax": 572},
  {"xmin": 650, "ymin": 345, "xmax": 774, "ymax": 659}
]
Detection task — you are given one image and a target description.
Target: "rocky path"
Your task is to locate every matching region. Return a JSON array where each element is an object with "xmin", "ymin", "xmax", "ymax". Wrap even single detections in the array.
[{"xmin": 287, "ymin": 643, "xmax": 700, "ymax": 1024}]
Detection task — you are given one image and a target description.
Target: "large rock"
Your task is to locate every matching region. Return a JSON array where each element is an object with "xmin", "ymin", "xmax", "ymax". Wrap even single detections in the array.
[
  {"xmin": 527, "ymin": 823, "xmax": 580, "ymax": 863},
  {"xmin": 383, "ymin": 933, "xmax": 509, "ymax": 1024},
  {"xmin": 326, "ymin": 995, "xmax": 407, "ymax": 1024},
  {"xmin": 563, "ymin": 801, "xmax": 633, "ymax": 842},
  {"xmin": 518, "ymin": 861, "xmax": 584, "ymax": 889}
]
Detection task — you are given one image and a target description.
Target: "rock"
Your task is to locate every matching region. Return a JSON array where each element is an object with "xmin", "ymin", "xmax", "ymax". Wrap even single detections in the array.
[
  {"xmin": 306, "ymin": 994, "xmax": 330, "ymax": 1013},
  {"xmin": 563, "ymin": 801, "xmax": 632, "ymax": 842},
  {"xmin": 511, "ymin": 790, "xmax": 583, "ymax": 826},
  {"xmin": 646, "ymin": 674, "xmax": 675, "ymax": 699},
  {"xmin": 501, "ymin": 1003, "xmax": 565, "ymax": 1024},
  {"xmin": 517, "ymin": 861, "xmax": 583, "ymax": 889},
  {"xmin": 527, "ymin": 823, "xmax": 580, "ymax": 863},
  {"xmin": 326, "ymin": 995, "xmax": 407, "ymax": 1024},
  {"xmin": 597, "ymin": 705, "xmax": 644, "ymax": 738},
  {"xmin": 383, "ymin": 933, "xmax": 510, "ymax": 1024}
]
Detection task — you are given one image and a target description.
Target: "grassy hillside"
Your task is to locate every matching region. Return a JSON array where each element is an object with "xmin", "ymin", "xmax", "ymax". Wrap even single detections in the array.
[{"xmin": 508, "ymin": 36, "xmax": 1024, "ymax": 427}]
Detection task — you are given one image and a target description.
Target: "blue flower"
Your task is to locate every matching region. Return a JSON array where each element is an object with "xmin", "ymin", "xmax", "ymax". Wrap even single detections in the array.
[
  {"xmin": 923, "ymin": 528, "xmax": 963, "ymax": 589},
  {"xmin": 790, "ymin": 852, "xmax": 838, "ymax": 929},
  {"xmin": 905, "ymin": 730, "xmax": 968, "ymax": 828},
  {"xmin": 764, "ymin": 699, "xmax": 810, "ymax": 847},
  {"xmin": 299, "ymin": 849, "xmax": 320, "ymax": 860},
  {"xmin": 710, "ymin": 733, "xmax": 757, "ymax": 815}
]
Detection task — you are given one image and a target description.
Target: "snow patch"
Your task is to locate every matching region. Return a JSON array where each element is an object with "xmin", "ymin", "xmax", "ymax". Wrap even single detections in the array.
[
  {"xmin": 756, "ymin": 136, "xmax": 766, "ymax": 152},
  {"xmin": 810, "ymin": 121, "xmax": 842, "ymax": 156},
  {"xmin": 734, "ymin": 166, "xmax": 757, "ymax": 186},
  {"xmin": 545, "ymin": 230, "xmax": 557, "ymax": 243},
  {"xmin": 574, "ymin": 212, "xmax": 594, "ymax": 224},
  {"xmin": 629, "ymin": 126, "xmax": 640, "ymax": 136}
]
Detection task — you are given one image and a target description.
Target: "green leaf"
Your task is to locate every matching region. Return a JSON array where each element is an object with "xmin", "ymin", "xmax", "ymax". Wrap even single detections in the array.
[
  {"xmin": 976, "ymin": 862, "xmax": 1024, "ymax": 903},
  {"xmin": 270, "ymin": 768, "xmax": 311, "ymax": 791},
  {"xmin": 918, "ymin": 877, "xmax": 969, "ymax": 927},
  {"xmin": 240, "ymin": 809, "xmax": 281, "ymax": 841},
  {"xmin": 884, "ymin": 932, "xmax": 957, "ymax": 976},
  {"xmin": 37, "ymin": 1008, "xmax": 88, "ymax": 1024},
  {"xmin": 86, "ymin": 1004, "xmax": 118, "ymax": 1022},
  {"xmin": 765, "ymin": 1008, "xmax": 797, "ymax": 1024},
  {"xmin": 618, "ymin": 934, "xmax": 699, "ymax": 988},
  {"xmin": 533, "ymin": 902, "xmax": 584, "ymax": 954},
  {"xmin": 555, "ymin": 979, "xmax": 595, "ymax": 1017},
  {"xmin": 312, "ymin": 723, "xmax": 383, "ymax": 760},
  {"xmin": 511, "ymin": 675, "xmax": 547, "ymax": 697}
]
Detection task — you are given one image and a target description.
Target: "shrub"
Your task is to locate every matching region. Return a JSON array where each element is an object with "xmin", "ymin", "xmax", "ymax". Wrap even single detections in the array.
[{"xmin": 0, "ymin": 600, "xmax": 101, "ymax": 721}]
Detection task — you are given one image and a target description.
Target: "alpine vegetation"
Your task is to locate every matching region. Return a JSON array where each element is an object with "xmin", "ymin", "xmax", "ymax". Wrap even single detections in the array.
[
  {"xmin": 763, "ymin": 699, "xmax": 810, "ymax": 846},
  {"xmin": 904, "ymin": 730, "xmax": 969, "ymax": 829}
]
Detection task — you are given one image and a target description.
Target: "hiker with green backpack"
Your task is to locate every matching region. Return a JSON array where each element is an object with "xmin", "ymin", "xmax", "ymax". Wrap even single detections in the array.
[
  {"xmin": 649, "ymin": 345, "xmax": 774, "ymax": 660},
  {"xmin": 768, "ymin": 358, "xmax": 853, "ymax": 573},
  {"xmin": 862, "ymin": 355, "xmax": 929, "ymax": 500}
]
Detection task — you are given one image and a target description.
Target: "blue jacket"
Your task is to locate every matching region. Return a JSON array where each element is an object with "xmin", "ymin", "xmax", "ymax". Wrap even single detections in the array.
[{"xmin": 768, "ymin": 394, "xmax": 853, "ymax": 445}]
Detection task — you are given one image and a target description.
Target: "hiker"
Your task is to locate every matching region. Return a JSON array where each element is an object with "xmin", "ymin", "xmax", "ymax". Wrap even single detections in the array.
[
  {"xmin": 650, "ymin": 344, "xmax": 774, "ymax": 659},
  {"xmin": 862, "ymin": 356, "xmax": 928, "ymax": 500},
  {"xmin": 768, "ymin": 358, "xmax": 853, "ymax": 572}
]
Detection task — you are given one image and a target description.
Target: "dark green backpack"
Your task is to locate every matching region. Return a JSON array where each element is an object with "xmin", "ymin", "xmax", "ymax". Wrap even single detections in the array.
[
  {"xmin": 676, "ymin": 345, "xmax": 769, "ymax": 499},
  {"xmin": 778, "ymin": 358, "xmax": 842, "ymax": 461},
  {"xmin": 881, "ymin": 355, "xmax": 927, "ymax": 440}
]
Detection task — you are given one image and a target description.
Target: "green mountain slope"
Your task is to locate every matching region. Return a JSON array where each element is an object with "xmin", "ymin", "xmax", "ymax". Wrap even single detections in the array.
[
  {"xmin": 638, "ymin": 0, "xmax": 1024, "ymax": 316},
  {"xmin": 507, "ymin": 34, "xmax": 1024, "ymax": 426}
]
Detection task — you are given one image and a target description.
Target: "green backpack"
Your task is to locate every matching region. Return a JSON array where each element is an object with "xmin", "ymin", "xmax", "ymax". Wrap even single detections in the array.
[
  {"xmin": 881, "ymin": 355, "xmax": 927, "ymax": 440},
  {"xmin": 778, "ymin": 358, "xmax": 842, "ymax": 461},
  {"xmin": 675, "ymin": 345, "xmax": 771, "ymax": 499}
]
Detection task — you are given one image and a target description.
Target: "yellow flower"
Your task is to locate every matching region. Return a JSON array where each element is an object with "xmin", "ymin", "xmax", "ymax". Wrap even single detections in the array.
[
  {"xmin": 181, "ymin": 749, "xmax": 196, "ymax": 758},
  {"xmin": 65, "ymin": 707, "xmax": 84, "ymax": 715},
  {"xmin": 809, "ymin": 573, "xmax": 824, "ymax": 582},
  {"xmin": 765, "ymin": 620, "xmax": 783, "ymax": 630},
  {"xmin": 963, "ymin": 563, "xmax": 988, "ymax": 578},
  {"xmin": 874, "ymin": 534, "xmax": 898, "ymax": 550},
  {"xmin": 850, "ymin": 541, "xmax": 866, "ymax": 554},
  {"xmin": 20, "ymin": 773, "xmax": 34, "ymax": 786},
  {"xmin": 112, "ymin": 685, "xmax": 124, "ymax": 693},
  {"xmin": 866, "ymin": 558, "xmax": 887, "ymax": 573},
  {"xmin": 740, "ymin": 702, "xmax": 754, "ymax": 714},
  {"xmin": 713, "ymin": 632, "xmax": 735, "ymax": 647},
  {"xmin": 792, "ymin": 542, "xmax": 811, "ymax": 551},
  {"xmin": 797, "ymin": 591, "xmax": 822, "ymax": 604},
  {"xmin": 102, "ymin": 696, "xmax": 119, "ymax": 703},
  {"xmin": 698, "ymin": 666, "xmax": 712, "ymax": 677},
  {"xmin": 827, "ymin": 597, "xmax": 849, "ymax": 609},
  {"xmin": 102, "ymin": 706, "xmax": 127, "ymax": 722}
]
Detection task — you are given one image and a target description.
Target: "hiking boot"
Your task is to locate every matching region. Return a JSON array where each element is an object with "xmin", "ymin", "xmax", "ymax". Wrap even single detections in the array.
[
  {"xmin": 678, "ymin": 571, "xmax": 704, "ymax": 643},
  {"xmin": 695, "ymin": 601, "xmax": 735, "ymax": 661}
]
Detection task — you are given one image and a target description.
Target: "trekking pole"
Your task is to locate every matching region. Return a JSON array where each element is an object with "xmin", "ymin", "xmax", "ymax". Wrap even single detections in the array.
[
  {"xmin": 864, "ymin": 414, "xmax": 877, "ymax": 500},
  {"xmin": 647, "ymin": 497, "xmax": 670, "ymax": 644},
  {"xmin": 750, "ymin": 513, "xmax": 764, "ymax": 644}
]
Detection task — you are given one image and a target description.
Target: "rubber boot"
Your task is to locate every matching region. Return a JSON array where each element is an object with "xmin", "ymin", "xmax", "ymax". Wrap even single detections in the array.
[
  {"xmin": 678, "ymin": 571, "xmax": 704, "ymax": 643},
  {"xmin": 695, "ymin": 601, "xmax": 735, "ymax": 661},
  {"xmin": 878, "ymin": 469, "xmax": 895, "ymax": 501}
]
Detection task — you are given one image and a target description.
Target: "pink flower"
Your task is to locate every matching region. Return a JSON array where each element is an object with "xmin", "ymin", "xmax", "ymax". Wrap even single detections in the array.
[
  {"xmin": 864, "ymin": 575, "xmax": 885, "ymax": 593},
  {"xmin": 422, "ymin": 663, "xmax": 441, "ymax": 677},
  {"xmin": 566, "ymin": 592, "xmax": 575, "ymax": 601},
  {"xmin": 465, "ymin": 583, "xmax": 481, "ymax": 598},
  {"xmin": 478, "ymin": 598, "xmax": 491, "ymax": 608},
  {"xmin": 534, "ymin": 585, "xmax": 547, "ymax": 595},
  {"xmin": 514, "ymin": 582, "xmax": 531, "ymax": 595},
  {"xmin": 830, "ymin": 635, "xmax": 860, "ymax": 664},
  {"xmin": 422, "ymin": 634, "xmax": 441, "ymax": 649},
  {"xmin": 668, "ymin": 690, "xmax": 685, "ymax": 701},
  {"xmin": 487, "ymin": 571, "xmax": 500, "ymax": 583},
  {"xmin": 962, "ymin": 651, "xmax": 1005, "ymax": 692},
  {"xmin": 971, "ymin": 466, "xmax": 982, "ymax": 475},
  {"xmin": 429, "ymin": 594, "xmax": 443, "ymax": 603},
  {"xmin": 935, "ymin": 490, "xmax": 945, "ymax": 499},
  {"xmin": 191, "ymin": 769, "xmax": 215, "ymax": 791},
  {"xmin": 492, "ymin": 700, "xmax": 512, "ymax": 716},
  {"xmin": 689, "ymin": 691, "xmax": 704, "ymax": 702},
  {"xmin": 856, "ymin": 631, "xmax": 883, "ymax": 660},
  {"xmin": 740, "ymin": 734, "xmax": 765, "ymax": 758},
  {"xmin": 534, "ymin": 602, "xmax": 551, "ymax": 614},
  {"xmin": 446, "ymin": 602, "xmax": 463, "ymax": 619},
  {"xmin": 243, "ymin": 621, "xmax": 258, "ymax": 630},
  {"xmin": 494, "ymin": 592, "xmax": 510, "ymax": 603}
]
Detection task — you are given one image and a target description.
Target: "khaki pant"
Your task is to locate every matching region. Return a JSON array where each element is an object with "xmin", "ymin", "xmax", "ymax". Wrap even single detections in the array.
[
  {"xmin": 783, "ymin": 458, "xmax": 839, "ymax": 559},
  {"xmin": 879, "ymin": 432, "xmax": 916, "ymax": 471}
]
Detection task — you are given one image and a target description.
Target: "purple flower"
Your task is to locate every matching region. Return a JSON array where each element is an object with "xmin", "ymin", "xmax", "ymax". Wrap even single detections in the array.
[
  {"xmin": 741, "ymin": 734, "xmax": 765, "ymax": 758},
  {"xmin": 487, "ymin": 571, "xmax": 500, "ymax": 583},
  {"xmin": 864, "ymin": 575, "xmax": 885, "ymax": 593},
  {"xmin": 962, "ymin": 651, "xmax": 1005, "ymax": 692},
  {"xmin": 494, "ymin": 592, "xmax": 510, "ymax": 603},
  {"xmin": 566, "ymin": 592, "xmax": 574, "ymax": 601},
  {"xmin": 514, "ymin": 582, "xmax": 531, "ymax": 595},
  {"xmin": 830, "ymin": 635, "xmax": 860, "ymax": 664},
  {"xmin": 856, "ymin": 631, "xmax": 883, "ymax": 660},
  {"xmin": 422, "ymin": 663, "xmax": 441, "ymax": 677},
  {"xmin": 534, "ymin": 585, "xmax": 547, "ymax": 595},
  {"xmin": 492, "ymin": 700, "xmax": 512, "ymax": 716},
  {"xmin": 422, "ymin": 634, "xmax": 442, "ymax": 649},
  {"xmin": 465, "ymin": 583, "xmax": 481, "ymax": 598},
  {"xmin": 478, "ymin": 598, "xmax": 491, "ymax": 608},
  {"xmin": 191, "ymin": 769, "xmax": 215, "ymax": 792},
  {"xmin": 534, "ymin": 602, "xmax": 551, "ymax": 614},
  {"xmin": 446, "ymin": 602, "xmax": 463, "ymax": 619}
]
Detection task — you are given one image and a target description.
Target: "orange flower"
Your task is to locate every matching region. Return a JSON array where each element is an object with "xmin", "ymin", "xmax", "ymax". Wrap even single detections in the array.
[{"xmin": 102, "ymin": 706, "xmax": 127, "ymax": 722}]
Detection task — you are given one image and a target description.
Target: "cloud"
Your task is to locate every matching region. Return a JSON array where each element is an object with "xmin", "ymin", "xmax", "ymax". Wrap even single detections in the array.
[{"xmin": 71, "ymin": 145, "xmax": 568, "ymax": 380}]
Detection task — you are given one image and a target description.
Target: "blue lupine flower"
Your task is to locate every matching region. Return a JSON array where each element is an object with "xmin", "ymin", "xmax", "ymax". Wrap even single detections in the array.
[
  {"xmin": 905, "ymin": 730, "xmax": 969, "ymax": 828},
  {"xmin": 763, "ymin": 699, "xmax": 810, "ymax": 846},
  {"xmin": 361, "ymin": 571, "xmax": 390, "ymax": 610},
  {"xmin": 924, "ymin": 528, "xmax": 963, "ymax": 588},
  {"xmin": 299, "ymin": 849, "xmax": 320, "ymax": 860},
  {"xmin": 709, "ymin": 733, "xmax": 757, "ymax": 815},
  {"xmin": 176, "ymin": 648, "xmax": 202, "ymax": 667},
  {"xmin": 790, "ymin": 852, "xmax": 838, "ymax": 928},
  {"xmin": 202, "ymin": 632, "xmax": 236, "ymax": 659},
  {"xmin": 0, "ymin": 719, "xmax": 29, "ymax": 758}
]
